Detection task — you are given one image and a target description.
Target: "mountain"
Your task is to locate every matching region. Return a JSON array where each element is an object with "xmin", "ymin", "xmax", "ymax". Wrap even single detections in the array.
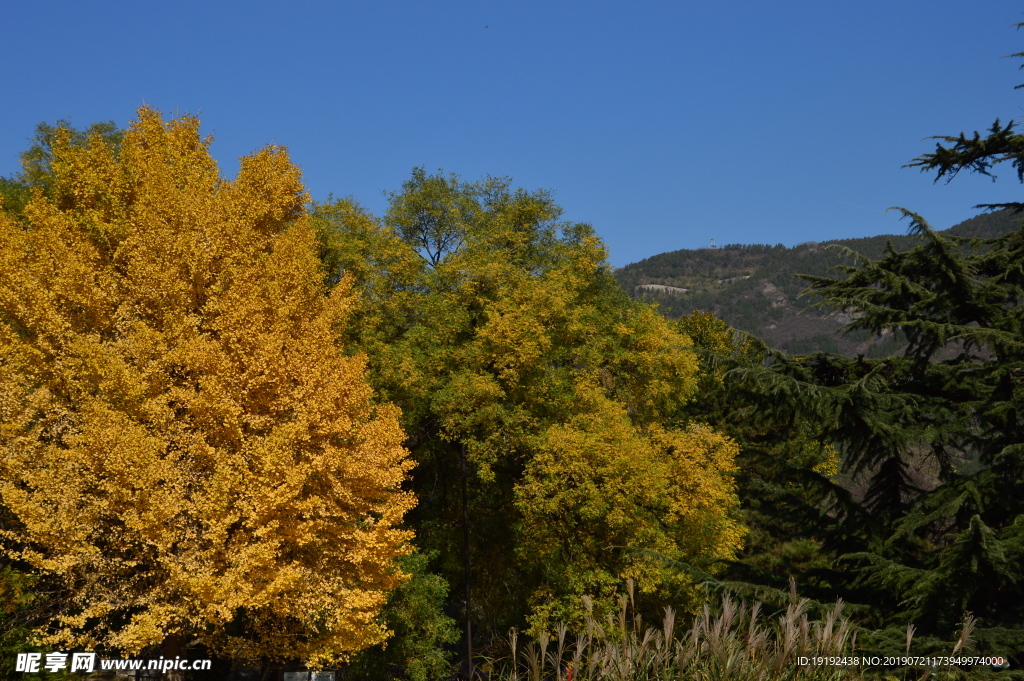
[{"xmin": 614, "ymin": 209, "xmax": 1022, "ymax": 356}]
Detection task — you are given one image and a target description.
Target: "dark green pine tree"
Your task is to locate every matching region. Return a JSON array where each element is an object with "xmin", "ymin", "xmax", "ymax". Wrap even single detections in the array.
[
  {"xmin": 759, "ymin": 48, "xmax": 1024, "ymax": 661},
  {"xmin": 795, "ymin": 212, "xmax": 1024, "ymax": 630},
  {"xmin": 694, "ymin": 23, "xmax": 1024, "ymax": 667},
  {"xmin": 671, "ymin": 312, "xmax": 874, "ymax": 614}
]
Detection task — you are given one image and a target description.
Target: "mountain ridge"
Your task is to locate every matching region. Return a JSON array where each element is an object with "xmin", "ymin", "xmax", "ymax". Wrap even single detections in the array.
[{"xmin": 614, "ymin": 209, "xmax": 1022, "ymax": 356}]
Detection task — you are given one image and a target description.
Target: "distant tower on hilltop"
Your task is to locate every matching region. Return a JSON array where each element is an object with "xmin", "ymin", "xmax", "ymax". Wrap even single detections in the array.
[{"xmin": 709, "ymin": 237, "xmax": 716, "ymax": 249}]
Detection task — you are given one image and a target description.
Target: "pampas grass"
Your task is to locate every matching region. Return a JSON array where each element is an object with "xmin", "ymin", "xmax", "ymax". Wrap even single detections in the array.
[{"xmin": 496, "ymin": 587, "xmax": 856, "ymax": 681}]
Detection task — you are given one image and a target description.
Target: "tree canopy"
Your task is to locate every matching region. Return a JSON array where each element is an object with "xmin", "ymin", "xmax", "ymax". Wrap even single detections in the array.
[
  {"xmin": 0, "ymin": 107, "xmax": 414, "ymax": 667},
  {"xmin": 313, "ymin": 170, "xmax": 745, "ymax": 642}
]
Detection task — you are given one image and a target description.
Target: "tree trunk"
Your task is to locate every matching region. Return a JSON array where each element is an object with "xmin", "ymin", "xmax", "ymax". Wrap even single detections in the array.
[
  {"xmin": 460, "ymin": 443, "xmax": 474, "ymax": 681},
  {"xmin": 160, "ymin": 634, "xmax": 185, "ymax": 681}
]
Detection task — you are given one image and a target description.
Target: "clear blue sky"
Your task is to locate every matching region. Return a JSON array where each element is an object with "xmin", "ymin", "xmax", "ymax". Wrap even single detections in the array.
[{"xmin": 3, "ymin": 1, "xmax": 1022, "ymax": 266}]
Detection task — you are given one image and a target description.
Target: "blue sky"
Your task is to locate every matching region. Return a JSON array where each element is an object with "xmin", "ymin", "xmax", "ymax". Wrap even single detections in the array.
[{"xmin": 3, "ymin": 1, "xmax": 1022, "ymax": 266}]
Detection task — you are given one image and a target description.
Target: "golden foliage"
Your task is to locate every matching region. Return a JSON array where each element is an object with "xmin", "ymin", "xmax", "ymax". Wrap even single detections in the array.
[
  {"xmin": 0, "ymin": 108, "xmax": 413, "ymax": 664},
  {"xmin": 316, "ymin": 178, "xmax": 745, "ymax": 635},
  {"xmin": 516, "ymin": 396, "xmax": 743, "ymax": 631}
]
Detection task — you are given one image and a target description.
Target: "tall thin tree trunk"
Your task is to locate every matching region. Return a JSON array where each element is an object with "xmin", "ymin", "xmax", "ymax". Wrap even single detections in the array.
[
  {"xmin": 460, "ymin": 443, "xmax": 474, "ymax": 681},
  {"xmin": 160, "ymin": 634, "xmax": 185, "ymax": 681}
]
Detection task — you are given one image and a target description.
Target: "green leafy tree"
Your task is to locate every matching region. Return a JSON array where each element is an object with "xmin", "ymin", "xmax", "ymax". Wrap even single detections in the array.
[
  {"xmin": 345, "ymin": 552, "xmax": 459, "ymax": 681},
  {"xmin": 19, "ymin": 120, "xmax": 123, "ymax": 194},
  {"xmin": 312, "ymin": 170, "xmax": 745, "ymax": 671},
  {"xmin": 2, "ymin": 120, "xmax": 122, "ymax": 222},
  {"xmin": 0, "ymin": 177, "xmax": 30, "ymax": 218}
]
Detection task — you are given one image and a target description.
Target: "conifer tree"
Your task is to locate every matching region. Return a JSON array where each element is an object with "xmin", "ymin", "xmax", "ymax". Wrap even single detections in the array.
[
  {"xmin": 719, "ymin": 38, "xmax": 1024, "ymax": 658},
  {"xmin": 678, "ymin": 24, "xmax": 1024, "ymax": 666},
  {"xmin": 793, "ymin": 211, "xmax": 1024, "ymax": 622}
]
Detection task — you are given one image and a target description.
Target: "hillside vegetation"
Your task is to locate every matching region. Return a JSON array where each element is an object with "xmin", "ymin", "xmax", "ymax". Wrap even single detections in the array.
[{"xmin": 614, "ymin": 209, "xmax": 1022, "ymax": 355}]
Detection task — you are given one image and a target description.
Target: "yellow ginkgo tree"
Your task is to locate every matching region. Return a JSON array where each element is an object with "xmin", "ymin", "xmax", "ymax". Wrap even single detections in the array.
[{"xmin": 0, "ymin": 107, "xmax": 414, "ymax": 666}]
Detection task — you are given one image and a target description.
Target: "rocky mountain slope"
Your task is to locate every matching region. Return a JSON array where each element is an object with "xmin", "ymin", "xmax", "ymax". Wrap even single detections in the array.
[{"xmin": 614, "ymin": 209, "xmax": 1021, "ymax": 356}]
